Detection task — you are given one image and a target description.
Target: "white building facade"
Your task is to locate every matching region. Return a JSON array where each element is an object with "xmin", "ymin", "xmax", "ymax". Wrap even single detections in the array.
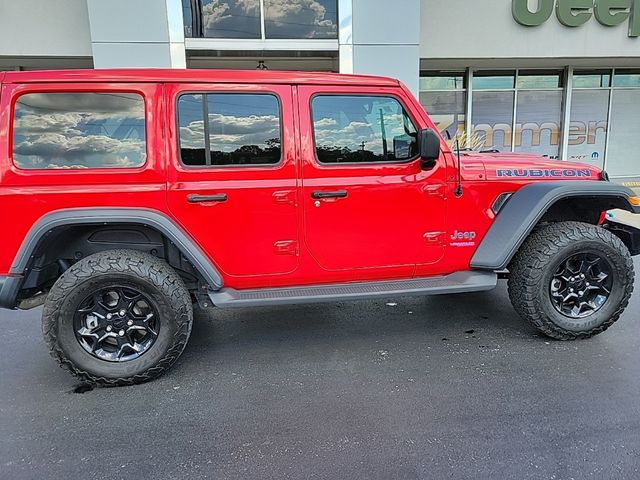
[{"xmin": 1, "ymin": 0, "xmax": 639, "ymax": 182}]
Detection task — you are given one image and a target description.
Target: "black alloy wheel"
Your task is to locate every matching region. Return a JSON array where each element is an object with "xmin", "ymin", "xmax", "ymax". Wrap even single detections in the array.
[
  {"xmin": 74, "ymin": 286, "xmax": 160, "ymax": 362},
  {"xmin": 549, "ymin": 252, "xmax": 614, "ymax": 319}
]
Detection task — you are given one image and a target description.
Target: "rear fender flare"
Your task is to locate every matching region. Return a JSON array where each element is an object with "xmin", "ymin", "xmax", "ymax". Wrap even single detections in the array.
[{"xmin": 10, "ymin": 207, "xmax": 224, "ymax": 289}]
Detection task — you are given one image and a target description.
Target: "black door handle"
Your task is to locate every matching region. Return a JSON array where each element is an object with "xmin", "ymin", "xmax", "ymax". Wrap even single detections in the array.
[
  {"xmin": 311, "ymin": 190, "xmax": 348, "ymax": 199},
  {"xmin": 187, "ymin": 193, "xmax": 228, "ymax": 203}
]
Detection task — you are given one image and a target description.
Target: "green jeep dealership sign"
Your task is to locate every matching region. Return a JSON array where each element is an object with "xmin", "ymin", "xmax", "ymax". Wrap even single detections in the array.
[{"xmin": 513, "ymin": 0, "xmax": 639, "ymax": 36}]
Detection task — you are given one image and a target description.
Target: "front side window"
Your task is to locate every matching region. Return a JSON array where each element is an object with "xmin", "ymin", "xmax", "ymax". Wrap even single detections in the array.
[
  {"xmin": 178, "ymin": 93, "xmax": 281, "ymax": 166},
  {"xmin": 311, "ymin": 95, "xmax": 418, "ymax": 164},
  {"xmin": 13, "ymin": 92, "xmax": 146, "ymax": 170}
]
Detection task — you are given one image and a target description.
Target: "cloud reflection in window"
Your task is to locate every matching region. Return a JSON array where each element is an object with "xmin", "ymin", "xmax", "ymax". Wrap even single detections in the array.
[{"xmin": 13, "ymin": 93, "xmax": 146, "ymax": 170}]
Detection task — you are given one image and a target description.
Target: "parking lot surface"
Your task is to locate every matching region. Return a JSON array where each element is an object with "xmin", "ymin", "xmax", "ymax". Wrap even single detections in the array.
[{"xmin": 2, "ymin": 260, "xmax": 640, "ymax": 479}]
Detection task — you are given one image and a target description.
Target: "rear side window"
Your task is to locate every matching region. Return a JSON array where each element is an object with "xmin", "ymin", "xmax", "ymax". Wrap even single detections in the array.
[
  {"xmin": 311, "ymin": 95, "xmax": 418, "ymax": 164},
  {"xmin": 177, "ymin": 93, "xmax": 281, "ymax": 166},
  {"xmin": 13, "ymin": 92, "xmax": 146, "ymax": 170}
]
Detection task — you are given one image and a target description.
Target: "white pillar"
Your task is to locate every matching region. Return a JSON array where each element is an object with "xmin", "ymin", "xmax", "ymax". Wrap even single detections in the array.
[
  {"xmin": 339, "ymin": 0, "xmax": 421, "ymax": 97},
  {"xmin": 87, "ymin": 0, "xmax": 186, "ymax": 68}
]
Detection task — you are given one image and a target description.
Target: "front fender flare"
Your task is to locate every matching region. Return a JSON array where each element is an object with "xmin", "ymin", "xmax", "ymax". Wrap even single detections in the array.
[{"xmin": 470, "ymin": 181, "xmax": 639, "ymax": 270}]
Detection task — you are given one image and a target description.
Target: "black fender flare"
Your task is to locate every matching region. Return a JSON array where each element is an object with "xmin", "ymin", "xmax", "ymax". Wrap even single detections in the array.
[
  {"xmin": 470, "ymin": 181, "xmax": 640, "ymax": 270},
  {"xmin": 9, "ymin": 207, "xmax": 224, "ymax": 290}
]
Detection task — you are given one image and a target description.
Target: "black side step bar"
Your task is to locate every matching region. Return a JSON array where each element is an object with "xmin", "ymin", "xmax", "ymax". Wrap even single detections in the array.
[{"xmin": 208, "ymin": 271, "xmax": 497, "ymax": 308}]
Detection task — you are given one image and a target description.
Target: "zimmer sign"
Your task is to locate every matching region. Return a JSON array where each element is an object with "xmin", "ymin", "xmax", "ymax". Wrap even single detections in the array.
[{"xmin": 512, "ymin": 0, "xmax": 640, "ymax": 36}]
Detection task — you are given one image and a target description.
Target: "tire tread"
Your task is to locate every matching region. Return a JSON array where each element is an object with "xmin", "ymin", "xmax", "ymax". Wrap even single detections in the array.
[{"xmin": 42, "ymin": 249, "xmax": 193, "ymax": 386}]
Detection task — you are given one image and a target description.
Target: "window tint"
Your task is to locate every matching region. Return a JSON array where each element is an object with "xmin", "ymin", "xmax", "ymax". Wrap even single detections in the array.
[
  {"xmin": 13, "ymin": 92, "xmax": 146, "ymax": 170},
  {"xmin": 312, "ymin": 96, "xmax": 418, "ymax": 164},
  {"xmin": 178, "ymin": 93, "xmax": 281, "ymax": 166}
]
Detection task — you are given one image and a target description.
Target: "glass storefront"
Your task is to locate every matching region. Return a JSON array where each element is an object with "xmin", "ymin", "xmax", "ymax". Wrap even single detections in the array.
[{"xmin": 420, "ymin": 68, "xmax": 640, "ymax": 179}]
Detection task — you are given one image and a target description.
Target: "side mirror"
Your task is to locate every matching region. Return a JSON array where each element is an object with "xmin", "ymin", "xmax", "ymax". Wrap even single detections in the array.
[{"xmin": 419, "ymin": 128, "xmax": 441, "ymax": 170}]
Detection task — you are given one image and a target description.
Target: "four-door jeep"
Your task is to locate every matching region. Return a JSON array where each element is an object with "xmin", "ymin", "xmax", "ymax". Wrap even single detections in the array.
[{"xmin": 1, "ymin": 69, "xmax": 639, "ymax": 386}]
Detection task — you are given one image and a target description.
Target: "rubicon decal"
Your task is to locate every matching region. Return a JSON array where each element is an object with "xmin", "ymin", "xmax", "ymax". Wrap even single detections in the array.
[{"xmin": 496, "ymin": 168, "xmax": 592, "ymax": 178}]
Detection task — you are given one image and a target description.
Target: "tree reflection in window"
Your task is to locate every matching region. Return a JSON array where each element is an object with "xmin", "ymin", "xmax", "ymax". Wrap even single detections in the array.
[
  {"xmin": 312, "ymin": 95, "xmax": 418, "ymax": 164},
  {"xmin": 13, "ymin": 92, "xmax": 146, "ymax": 170},
  {"xmin": 178, "ymin": 93, "xmax": 281, "ymax": 166}
]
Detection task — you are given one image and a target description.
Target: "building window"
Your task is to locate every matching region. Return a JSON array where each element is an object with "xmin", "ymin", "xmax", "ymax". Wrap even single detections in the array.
[
  {"xmin": 468, "ymin": 70, "xmax": 563, "ymax": 157},
  {"xmin": 201, "ymin": 0, "xmax": 261, "ymax": 39},
  {"xmin": 419, "ymin": 73, "xmax": 466, "ymax": 141},
  {"xmin": 13, "ymin": 92, "xmax": 146, "ymax": 170},
  {"xmin": 264, "ymin": 0, "xmax": 338, "ymax": 39},
  {"xmin": 311, "ymin": 95, "xmax": 418, "ymax": 164},
  {"xmin": 567, "ymin": 70, "xmax": 611, "ymax": 169},
  {"xmin": 184, "ymin": 0, "xmax": 338, "ymax": 39},
  {"xmin": 182, "ymin": 0, "xmax": 194, "ymax": 37},
  {"xmin": 514, "ymin": 71, "xmax": 563, "ymax": 159},
  {"xmin": 471, "ymin": 71, "xmax": 516, "ymax": 153},
  {"xmin": 178, "ymin": 92, "xmax": 281, "ymax": 166},
  {"xmin": 606, "ymin": 70, "xmax": 640, "ymax": 177}
]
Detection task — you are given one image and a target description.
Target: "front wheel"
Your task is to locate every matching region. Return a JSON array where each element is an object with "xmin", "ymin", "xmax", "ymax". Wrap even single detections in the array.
[
  {"xmin": 508, "ymin": 221, "xmax": 634, "ymax": 340},
  {"xmin": 42, "ymin": 250, "xmax": 193, "ymax": 386}
]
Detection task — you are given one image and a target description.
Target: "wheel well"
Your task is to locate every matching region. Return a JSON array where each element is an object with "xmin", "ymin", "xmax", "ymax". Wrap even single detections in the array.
[
  {"xmin": 532, "ymin": 195, "xmax": 638, "ymax": 257},
  {"xmin": 538, "ymin": 195, "xmax": 631, "ymax": 225},
  {"xmin": 18, "ymin": 223, "xmax": 205, "ymax": 301}
]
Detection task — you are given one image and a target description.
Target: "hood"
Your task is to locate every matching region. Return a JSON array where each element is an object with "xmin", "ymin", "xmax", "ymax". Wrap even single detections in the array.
[{"xmin": 460, "ymin": 152, "xmax": 603, "ymax": 182}]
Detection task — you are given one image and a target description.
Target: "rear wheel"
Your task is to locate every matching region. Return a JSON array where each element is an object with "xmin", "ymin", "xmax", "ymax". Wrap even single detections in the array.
[
  {"xmin": 42, "ymin": 250, "xmax": 193, "ymax": 386},
  {"xmin": 508, "ymin": 221, "xmax": 634, "ymax": 340}
]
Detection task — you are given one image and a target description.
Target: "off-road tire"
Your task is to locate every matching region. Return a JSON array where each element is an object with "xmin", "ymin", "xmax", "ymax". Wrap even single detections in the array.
[
  {"xmin": 42, "ymin": 249, "xmax": 193, "ymax": 386},
  {"xmin": 508, "ymin": 221, "xmax": 634, "ymax": 340}
]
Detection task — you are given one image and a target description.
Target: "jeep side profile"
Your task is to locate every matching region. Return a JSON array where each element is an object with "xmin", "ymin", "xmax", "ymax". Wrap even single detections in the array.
[{"xmin": 1, "ymin": 69, "xmax": 639, "ymax": 386}]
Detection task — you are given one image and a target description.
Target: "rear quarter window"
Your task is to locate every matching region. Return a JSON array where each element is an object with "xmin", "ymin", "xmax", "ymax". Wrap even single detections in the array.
[{"xmin": 12, "ymin": 92, "xmax": 146, "ymax": 170}]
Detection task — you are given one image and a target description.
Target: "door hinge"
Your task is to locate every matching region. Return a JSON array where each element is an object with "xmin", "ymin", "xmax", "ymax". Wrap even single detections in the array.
[
  {"xmin": 274, "ymin": 240, "xmax": 299, "ymax": 256},
  {"xmin": 273, "ymin": 190, "xmax": 297, "ymax": 206},
  {"xmin": 423, "ymin": 184, "xmax": 446, "ymax": 198},
  {"xmin": 423, "ymin": 232, "xmax": 445, "ymax": 245}
]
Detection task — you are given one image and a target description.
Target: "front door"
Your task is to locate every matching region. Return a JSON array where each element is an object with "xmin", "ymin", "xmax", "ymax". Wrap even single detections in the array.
[
  {"xmin": 298, "ymin": 86, "xmax": 447, "ymax": 273},
  {"xmin": 166, "ymin": 83, "xmax": 299, "ymax": 279}
]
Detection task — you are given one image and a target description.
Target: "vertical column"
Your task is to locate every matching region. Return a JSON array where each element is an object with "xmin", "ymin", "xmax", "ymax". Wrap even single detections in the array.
[
  {"xmin": 87, "ymin": 0, "xmax": 186, "ymax": 68},
  {"xmin": 338, "ymin": 0, "xmax": 421, "ymax": 97}
]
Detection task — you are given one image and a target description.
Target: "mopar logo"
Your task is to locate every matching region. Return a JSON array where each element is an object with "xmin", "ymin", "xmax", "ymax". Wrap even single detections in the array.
[{"xmin": 496, "ymin": 169, "xmax": 592, "ymax": 178}]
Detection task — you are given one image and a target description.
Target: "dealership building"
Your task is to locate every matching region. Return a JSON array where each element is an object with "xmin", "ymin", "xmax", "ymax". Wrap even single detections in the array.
[{"xmin": 1, "ymin": 0, "xmax": 639, "ymax": 183}]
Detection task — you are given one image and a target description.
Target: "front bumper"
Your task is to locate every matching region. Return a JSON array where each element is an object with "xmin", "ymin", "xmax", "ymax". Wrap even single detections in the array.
[{"xmin": 605, "ymin": 220, "xmax": 640, "ymax": 256}]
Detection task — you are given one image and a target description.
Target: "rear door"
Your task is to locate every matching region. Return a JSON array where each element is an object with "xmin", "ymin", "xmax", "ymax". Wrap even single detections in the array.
[{"xmin": 166, "ymin": 83, "xmax": 299, "ymax": 279}]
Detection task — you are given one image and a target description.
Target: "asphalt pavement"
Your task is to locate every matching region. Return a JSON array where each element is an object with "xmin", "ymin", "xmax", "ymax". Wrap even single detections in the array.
[{"xmin": 2, "ymin": 260, "xmax": 640, "ymax": 479}]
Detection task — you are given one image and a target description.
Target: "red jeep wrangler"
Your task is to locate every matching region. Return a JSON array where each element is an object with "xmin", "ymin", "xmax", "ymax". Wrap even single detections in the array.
[{"xmin": 1, "ymin": 69, "xmax": 639, "ymax": 386}]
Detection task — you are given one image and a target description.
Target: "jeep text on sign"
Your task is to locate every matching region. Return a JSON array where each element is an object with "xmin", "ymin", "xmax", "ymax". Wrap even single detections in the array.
[{"xmin": 512, "ymin": 0, "xmax": 640, "ymax": 37}]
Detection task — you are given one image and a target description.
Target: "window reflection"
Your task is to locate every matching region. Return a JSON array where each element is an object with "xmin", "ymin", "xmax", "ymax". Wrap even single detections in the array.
[
  {"xmin": 13, "ymin": 93, "xmax": 146, "ymax": 170},
  {"xmin": 182, "ymin": 0, "xmax": 193, "ymax": 37},
  {"xmin": 201, "ymin": 0, "xmax": 261, "ymax": 39},
  {"xmin": 312, "ymin": 96, "xmax": 418, "ymax": 164},
  {"xmin": 186, "ymin": 0, "xmax": 338, "ymax": 39},
  {"xmin": 264, "ymin": 0, "xmax": 338, "ymax": 39},
  {"xmin": 178, "ymin": 93, "xmax": 281, "ymax": 166}
]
